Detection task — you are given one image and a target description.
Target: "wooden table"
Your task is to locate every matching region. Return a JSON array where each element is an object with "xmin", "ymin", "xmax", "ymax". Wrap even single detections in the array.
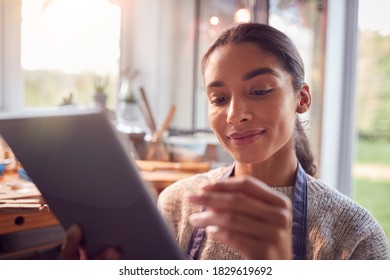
[
  {"xmin": 0, "ymin": 172, "xmax": 59, "ymax": 234},
  {"xmin": 0, "ymin": 171, "xmax": 62, "ymax": 259},
  {"xmin": 136, "ymin": 160, "xmax": 210, "ymax": 193}
]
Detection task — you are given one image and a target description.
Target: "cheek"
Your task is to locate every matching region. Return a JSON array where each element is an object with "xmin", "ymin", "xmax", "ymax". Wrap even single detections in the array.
[
  {"xmin": 208, "ymin": 106, "xmax": 225, "ymax": 133},
  {"xmin": 275, "ymin": 102, "xmax": 297, "ymax": 133},
  {"xmin": 259, "ymin": 97, "xmax": 296, "ymax": 131}
]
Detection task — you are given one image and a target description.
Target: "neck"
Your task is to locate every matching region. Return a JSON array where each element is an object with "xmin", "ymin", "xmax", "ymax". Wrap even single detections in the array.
[{"xmin": 234, "ymin": 148, "xmax": 298, "ymax": 187}]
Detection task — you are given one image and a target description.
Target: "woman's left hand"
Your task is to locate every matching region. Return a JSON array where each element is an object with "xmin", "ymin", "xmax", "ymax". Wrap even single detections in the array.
[{"xmin": 188, "ymin": 176, "xmax": 293, "ymax": 260}]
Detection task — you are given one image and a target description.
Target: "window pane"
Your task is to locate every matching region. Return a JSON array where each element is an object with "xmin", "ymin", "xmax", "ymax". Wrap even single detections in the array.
[
  {"xmin": 353, "ymin": 0, "xmax": 390, "ymax": 245},
  {"xmin": 21, "ymin": 0, "xmax": 121, "ymax": 108}
]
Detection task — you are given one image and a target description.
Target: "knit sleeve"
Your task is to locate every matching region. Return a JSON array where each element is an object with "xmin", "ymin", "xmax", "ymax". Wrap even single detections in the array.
[
  {"xmin": 307, "ymin": 178, "xmax": 390, "ymax": 259},
  {"xmin": 157, "ymin": 181, "xmax": 184, "ymax": 236},
  {"xmin": 349, "ymin": 225, "xmax": 390, "ymax": 260}
]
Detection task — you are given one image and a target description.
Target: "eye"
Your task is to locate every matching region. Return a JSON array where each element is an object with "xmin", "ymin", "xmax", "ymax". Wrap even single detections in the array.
[
  {"xmin": 210, "ymin": 96, "xmax": 229, "ymax": 105},
  {"xmin": 249, "ymin": 89, "xmax": 273, "ymax": 96}
]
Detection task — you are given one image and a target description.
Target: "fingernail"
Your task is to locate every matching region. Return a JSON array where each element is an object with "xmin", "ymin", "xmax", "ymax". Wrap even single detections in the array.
[
  {"xmin": 206, "ymin": 225, "xmax": 219, "ymax": 234},
  {"xmin": 189, "ymin": 214, "xmax": 201, "ymax": 225}
]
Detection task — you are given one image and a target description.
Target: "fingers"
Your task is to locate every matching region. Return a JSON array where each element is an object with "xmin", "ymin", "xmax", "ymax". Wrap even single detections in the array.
[
  {"xmin": 189, "ymin": 208, "xmax": 292, "ymax": 259},
  {"xmin": 96, "ymin": 246, "xmax": 122, "ymax": 260},
  {"xmin": 188, "ymin": 190, "xmax": 291, "ymax": 228},
  {"xmin": 61, "ymin": 224, "xmax": 84, "ymax": 260},
  {"xmin": 187, "ymin": 176, "xmax": 293, "ymax": 259},
  {"xmin": 189, "ymin": 209, "xmax": 288, "ymax": 240},
  {"xmin": 200, "ymin": 176, "xmax": 292, "ymax": 209},
  {"xmin": 61, "ymin": 224, "xmax": 123, "ymax": 260}
]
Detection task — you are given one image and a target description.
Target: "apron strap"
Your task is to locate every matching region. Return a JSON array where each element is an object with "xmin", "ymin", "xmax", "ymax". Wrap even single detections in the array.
[
  {"xmin": 292, "ymin": 162, "xmax": 308, "ymax": 260},
  {"xmin": 186, "ymin": 219, "xmax": 206, "ymax": 260}
]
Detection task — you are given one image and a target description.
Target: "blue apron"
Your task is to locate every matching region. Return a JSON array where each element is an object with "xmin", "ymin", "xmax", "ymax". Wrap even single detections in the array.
[{"xmin": 186, "ymin": 162, "xmax": 308, "ymax": 260}]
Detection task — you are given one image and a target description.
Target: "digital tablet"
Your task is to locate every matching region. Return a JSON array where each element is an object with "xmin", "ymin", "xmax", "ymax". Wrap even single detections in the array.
[{"xmin": 0, "ymin": 108, "xmax": 184, "ymax": 260}]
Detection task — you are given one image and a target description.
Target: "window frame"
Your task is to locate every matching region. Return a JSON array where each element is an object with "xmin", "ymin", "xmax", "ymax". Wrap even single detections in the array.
[{"xmin": 320, "ymin": 0, "xmax": 359, "ymax": 195}]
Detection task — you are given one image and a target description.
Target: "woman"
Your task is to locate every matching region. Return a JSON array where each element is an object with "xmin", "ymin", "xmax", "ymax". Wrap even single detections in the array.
[
  {"xmin": 157, "ymin": 23, "xmax": 388, "ymax": 260},
  {"xmin": 63, "ymin": 23, "xmax": 389, "ymax": 260}
]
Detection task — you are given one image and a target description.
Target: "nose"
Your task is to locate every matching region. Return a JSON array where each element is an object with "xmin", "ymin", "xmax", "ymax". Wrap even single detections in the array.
[{"xmin": 226, "ymin": 97, "xmax": 252, "ymax": 125}]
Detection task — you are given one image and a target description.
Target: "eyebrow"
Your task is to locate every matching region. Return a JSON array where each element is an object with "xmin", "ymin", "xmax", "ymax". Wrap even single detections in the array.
[
  {"xmin": 206, "ymin": 67, "xmax": 281, "ymax": 88},
  {"xmin": 242, "ymin": 67, "xmax": 281, "ymax": 81}
]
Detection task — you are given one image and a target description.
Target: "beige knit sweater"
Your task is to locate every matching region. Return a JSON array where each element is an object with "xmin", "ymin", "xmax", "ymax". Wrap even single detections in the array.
[{"xmin": 157, "ymin": 166, "xmax": 390, "ymax": 260}]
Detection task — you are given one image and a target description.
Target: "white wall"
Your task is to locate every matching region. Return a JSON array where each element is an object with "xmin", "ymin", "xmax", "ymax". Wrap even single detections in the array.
[
  {"xmin": 120, "ymin": 0, "xmax": 162, "ymax": 122},
  {"xmin": 166, "ymin": 0, "xmax": 196, "ymax": 129},
  {"xmin": 121, "ymin": 0, "xmax": 195, "ymax": 129},
  {"xmin": 0, "ymin": 0, "xmax": 23, "ymax": 112},
  {"xmin": 0, "ymin": 0, "xmax": 3, "ymax": 109}
]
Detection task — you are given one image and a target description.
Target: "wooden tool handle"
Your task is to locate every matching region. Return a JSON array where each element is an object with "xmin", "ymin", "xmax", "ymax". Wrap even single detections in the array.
[
  {"xmin": 155, "ymin": 106, "xmax": 176, "ymax": 143},
  {"xmin": 139, "ymin": 87, "xmax": 157, "ymax": 132},
  {"xmin": 146, "ymin": 106, "xmax": 176, "ymax": 161}
]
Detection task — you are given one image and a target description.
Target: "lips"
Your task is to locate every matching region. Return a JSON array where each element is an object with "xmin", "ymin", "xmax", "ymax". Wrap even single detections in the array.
[{"xmin": 227, "ymin": 130, "xmax": 265, "ymax": 146}]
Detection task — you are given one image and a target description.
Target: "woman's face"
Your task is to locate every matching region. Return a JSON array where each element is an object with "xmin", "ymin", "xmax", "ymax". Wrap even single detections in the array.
[{"xmin": 204, "ymin": 42, "xmax": 303, "ymax": 164}]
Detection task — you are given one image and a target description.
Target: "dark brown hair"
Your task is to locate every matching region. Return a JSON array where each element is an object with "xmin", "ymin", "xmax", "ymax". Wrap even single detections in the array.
[{"xmin": 201, "ymin": 23, "xmax": 316, "ymax": 176}]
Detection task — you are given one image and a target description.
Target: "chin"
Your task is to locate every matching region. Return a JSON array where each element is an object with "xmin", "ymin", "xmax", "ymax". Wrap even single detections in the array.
[{"xmin": 231, "ymin": 152, "xmax": 267, "ymax": 165}]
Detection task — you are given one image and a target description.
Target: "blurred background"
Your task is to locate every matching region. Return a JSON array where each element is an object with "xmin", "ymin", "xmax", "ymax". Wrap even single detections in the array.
[{"xmin": 1, "ymin": 0, "xmax": 389, "ymax": 244}]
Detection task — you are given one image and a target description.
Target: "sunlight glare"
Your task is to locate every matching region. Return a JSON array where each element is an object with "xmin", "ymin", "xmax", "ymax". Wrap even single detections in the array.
[
  {"xmin": 359, "ymin": 0, "xmax": 390, "ymax": 36},
  {"xmin": 234, "ymin": 8, "xmax": 251, "ymax": 23},
  {"xmin": 21, "ymin": 0, "xmax": 121, "ymax": 74}
]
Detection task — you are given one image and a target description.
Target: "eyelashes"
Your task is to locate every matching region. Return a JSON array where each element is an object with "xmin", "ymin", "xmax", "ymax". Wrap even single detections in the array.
[
  {"xmin": 209, "ymin": 89, "xmax": 273, "ymax": 105},
  {"xmin": 249, "ymin": 89, "xmax": 273, "ymax": 96},
  {"xmin": 210, "ymin": 96, "xmax": 229, "ymax": 105}
]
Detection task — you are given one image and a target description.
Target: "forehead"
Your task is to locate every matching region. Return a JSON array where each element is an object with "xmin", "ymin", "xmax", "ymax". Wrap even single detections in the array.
[{"xmin": 204, "ymin": 42, "xmax": 283, "ymax": 80}]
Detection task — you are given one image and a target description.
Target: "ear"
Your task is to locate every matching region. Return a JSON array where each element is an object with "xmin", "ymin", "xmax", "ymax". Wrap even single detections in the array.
[{"xmin": 296, "ymin": 83, "xmax": 311, "ymax": 114}]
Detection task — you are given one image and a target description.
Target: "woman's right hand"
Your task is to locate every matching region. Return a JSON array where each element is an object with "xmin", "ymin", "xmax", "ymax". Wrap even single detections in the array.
[
  {"xmin": 61, "ymin": 224, "xmax": 122, "ymax": 260},
  {"xmin": 187, "ymin": 176, "xmax": 293, "ymax": 260}
]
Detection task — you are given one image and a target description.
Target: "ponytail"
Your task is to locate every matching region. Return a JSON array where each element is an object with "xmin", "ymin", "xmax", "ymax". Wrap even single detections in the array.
[{"xmin": 294, "ymin": 118, "xmax": 317, "ymax": 176}]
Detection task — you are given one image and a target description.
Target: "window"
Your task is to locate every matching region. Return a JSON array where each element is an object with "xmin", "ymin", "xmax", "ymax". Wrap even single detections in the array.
[
  {"xmin": 353, "ymin": 0, "xmax": 390, "ymax": 245},
  {"xmin": 21, "ymin": 0, "xmax": 121, "ymax": 108}
]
